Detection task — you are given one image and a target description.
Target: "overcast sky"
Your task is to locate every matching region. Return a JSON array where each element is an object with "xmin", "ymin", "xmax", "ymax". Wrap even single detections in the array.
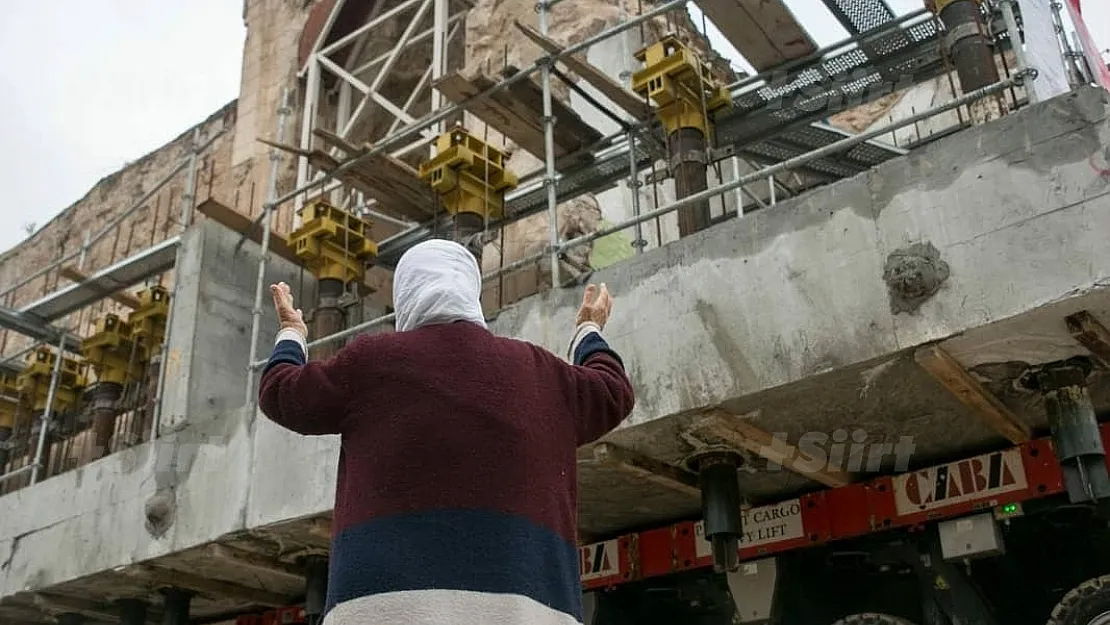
[{"xmin": 0, "ymin": 1, "xmax": 1107, "ymax": 257}]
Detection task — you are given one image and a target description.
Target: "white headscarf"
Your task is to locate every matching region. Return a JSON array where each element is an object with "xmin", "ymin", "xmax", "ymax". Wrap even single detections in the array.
[{"xmin": 392, "ymin": 239, "xmax": 488, "ymax": 333}]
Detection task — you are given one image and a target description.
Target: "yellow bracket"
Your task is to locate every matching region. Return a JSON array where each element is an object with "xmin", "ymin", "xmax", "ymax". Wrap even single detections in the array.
[
  {"xmin": 419, "ymin": 128, "xmax": 519, "ymax": 220},
  {"xmin": 289, "ymin": 200, "xmax": 378, "ymax": 284},
  {"xmin": 631, "ymin": 34, "xmax": 732, "ymax": 136},
  {"xmin": 82, "ymin": 314, "xmax": 144, "ymax": 386},
  {"xmin": 17, "ymin": 346, "xmax": 88, "ymax": 413},
  {"xmin": 127, "ymin": 286, "xmax": 170, "ymax": 362},
  {"xmin": 0, "ymin": 373, "xmax": 20, "ymax": 430}
]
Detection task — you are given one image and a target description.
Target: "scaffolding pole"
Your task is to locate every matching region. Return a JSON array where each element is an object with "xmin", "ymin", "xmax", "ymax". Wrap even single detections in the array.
[
  {"xmin": 538, "ymin": 0, "xmax": 561, "ymax": 286},
  {"xmin": 244, "ymin": 89, "xmax": 294, "ymax": 415},
  {"xmin": 29, "ymin": 334, "xmax": 66, "ymax": 485},
  {"xmin": 149, "ymin": 130, "xmax": 205, "ymax": 442}
]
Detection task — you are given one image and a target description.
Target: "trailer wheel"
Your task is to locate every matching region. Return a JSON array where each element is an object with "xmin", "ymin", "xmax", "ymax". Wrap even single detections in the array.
[
  {"xmin": 831, "ymin": 613, "xmax": 917, "ymax": 625},
  {"xmin": 1048, "ymin": 575, "xmax": 1110, "ymax": 625}
]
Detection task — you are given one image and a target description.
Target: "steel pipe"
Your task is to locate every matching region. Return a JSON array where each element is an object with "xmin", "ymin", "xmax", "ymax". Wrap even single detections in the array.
[
  {"xmin": 244, "ymin": 89, "xmax": 294, "ymax": 413},
  {"xmin": 30, "ymin": 334, "xmax": 66, "ymax": 485}
]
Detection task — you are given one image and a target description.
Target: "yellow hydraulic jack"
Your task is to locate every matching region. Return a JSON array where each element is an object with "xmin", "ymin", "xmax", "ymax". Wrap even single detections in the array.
[
  {"xmin": 15, "ymin": 346, "xmax": 89, "ymax": 474},
  {"xmin": 289, "ymin": 200, "xmax": 379, "ymax": 287},
  {"xmin": 419, "ymin": 127, "xmax": 519, "ymax": 263},
  {"xmin": 0, "ymin": 373, "xmax": 22, "ymax": 467},
  {"xmin": 631, "ymin": 34, "xmax": 731, "ymax": 237},
  {"xmin": 127, "ymin": 285, "xmax": 171, "ymax": 363},
  {"xmin": 289, "ymin": 200, "xmax": 379, "ymax": 359}
]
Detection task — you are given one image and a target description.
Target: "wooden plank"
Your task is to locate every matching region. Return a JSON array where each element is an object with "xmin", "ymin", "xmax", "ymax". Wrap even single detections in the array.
[
  {"xmin": 691, "ymin": 410, "xmax": 854, "ymax": 488},
  {"xmin": 1066, "ymin": 310, "xmax": 1110, "ymax": 368},
  {"xmin": 206, "ymin": 544, "xmax": 306, "ymax": 581},
  {"xmin": 514, "ymin": 21, "xmax": 651, "ymax": 120},
  {"xmin": 593, "ymin": 442, "xmax": 701, "ymax": 497},
  {"xmin": 915, "ymin": 345, "xmax": 1032, "ymax": 444},
  {"xmin": 499, "ymin": 67, "xmax": 604, "ymax": 147},
  {"xmin": 265, "ymin": 137, "xmax": 435, "ymax": 222},
  {"xmin": 58, "ymin": 266, "xmax": 143, "ymax": 310},
  {"xmin": 120, "ymin": 564, "xmax": 290, "ymax": 606},
  {"xmin": 433, "ymin": 71, "xmax": 600, "ymax": 164},
  {"xmin": 695, "ymin": 0, "xmax": 816, "ymax": 71},
  {"xmin": 194, "ymin": 199, "xmax": 301, "ymax": 266}
]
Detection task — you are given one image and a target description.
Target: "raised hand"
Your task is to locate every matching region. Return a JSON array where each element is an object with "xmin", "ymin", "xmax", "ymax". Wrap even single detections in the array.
[
  {"xmin": 270, "ymin": 282, "xmax": 308, "ymax": 338},
  {"xmin": 576, "ymin": 283, "xmax": 613, "ymax": 330}
]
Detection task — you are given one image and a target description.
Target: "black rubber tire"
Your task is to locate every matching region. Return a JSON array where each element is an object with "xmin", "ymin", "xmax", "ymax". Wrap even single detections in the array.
[
  {"xmin": 830, "ymin": 613, "xmax": 917, "ymax": 625},
  {"xmin": 1048, "ymin": 575, "xmax": 1110, "ymax": 625}
]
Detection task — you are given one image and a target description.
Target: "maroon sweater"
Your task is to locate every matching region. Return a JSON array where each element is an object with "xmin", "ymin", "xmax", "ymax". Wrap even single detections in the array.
[{"xmin": 258, "ymin": 320, "xmax": 634, "ymax": 622}]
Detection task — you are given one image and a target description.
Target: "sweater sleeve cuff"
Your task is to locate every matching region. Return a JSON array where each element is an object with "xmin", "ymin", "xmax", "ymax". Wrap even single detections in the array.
[
  {"xmin": 567, "ymin": 322, "xmax": 601, "ymax": 361},
  {"xmin": 567, "ymin": 322, "xmax": 625, "ymax": 368},
  {"xmin": 275, "ymin": 328, "xmax": 307, "ymax": 357},
  {"xmin": 262, "ymin": 329, "xmax": 308, "ymax": 376}
]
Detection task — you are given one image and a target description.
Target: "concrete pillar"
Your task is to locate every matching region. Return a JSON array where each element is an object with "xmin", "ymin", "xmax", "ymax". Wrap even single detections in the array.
[
  {"xmin": 691, "ymin": 450, "xmax": 744, "ymax": 573},
  {"xmin": 312, "ymin": 278, "xmax": 346, "ymax": 361},
  {"xmin": 934, "ymin": 0, "xmax": 1006, "ymax": 123},
  {"xmin": 670, "ymin": 127, "xmax": 712, "ymax": 237},
  {"xmin": 1024, "ymin": 358, "xmax": 1110, "ymax": 503},
  {"xmin": 87, "ymin": 382, "xmax": 122, "ymax": 462},
  {"xmin": 117, "ymin": 598, "xmax": 148, "ymax": 625},
  {"xmin": 159, "ymin": 588, "xmax": 192, "ymax": 625},
  {"xmin": 304, "ymin": 556, "xmax": 329, "ymax": 625}
]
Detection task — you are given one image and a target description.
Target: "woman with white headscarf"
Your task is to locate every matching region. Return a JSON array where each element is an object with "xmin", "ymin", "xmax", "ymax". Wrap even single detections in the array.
[{"xmin": 258, "ymin": 239, "xmax": 635, "ymax": 625}]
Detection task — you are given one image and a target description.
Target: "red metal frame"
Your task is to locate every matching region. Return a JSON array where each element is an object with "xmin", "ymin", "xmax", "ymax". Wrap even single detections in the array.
[{"xmin": 578, "ymin": 423, "xmax": 1088, "ymax": 590}]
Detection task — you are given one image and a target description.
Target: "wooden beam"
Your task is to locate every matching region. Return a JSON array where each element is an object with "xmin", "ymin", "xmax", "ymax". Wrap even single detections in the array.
[
  {"xmin": 513, "ymin": 21, "xmax": 651, "ymax": 120},
  {"xmin": 30, "ymin": 593, "xmax": 161, "ymax": 624},
  {"xmin": 58, "ymin": 266, "xmax": 143, "ymax": 310},
  {"xmin": 693, "ymin": 0, "xmax": 816, "ymax": 71},
  {"xmin": 690, "ymin": 410, "xmax": 854, "ymax": 488},
  {"xmin": 1066, "ymin": 310, "xmax": 1110, "ymax": 368},
  {"xmin": 120, "ymin": 564, "xmax": 290, "ymax": 607},
  {"xmin": 307, "ymin": 517, "xmax": 333, "ymax": 540},
  {"xmin": 262, "ymin": 136, "xmax": 435, "ymax": 222},
  {"xmin": 915, "ymin": 345, "xmax": 1031, "ymax": 444},
  {"xmin": 194, "ymin": 199, "xmax": 301, "ymax": 266},
  {"xmin": 205, "ymin": 544, "xmax": 306, "ymax": 581},
  {"xmin": 432, "ymin": 70, "xmax": 601, "ymax": 166},
  {"xmin": 592, "ymin": 442, "xmax": 700, "ymax": 497}
]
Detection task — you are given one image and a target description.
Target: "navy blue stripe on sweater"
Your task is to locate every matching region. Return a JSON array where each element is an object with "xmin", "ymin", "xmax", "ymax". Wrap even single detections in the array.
[
  {"xmin": 325, "ymin": 508, "xmax": 583, "ymax": 620},
  {"xmin": 262, "ymin": 339, "xmax": 306, "ymax": 376},
  {"xmin": 573, "ymin": 331, "xmax": 624, "ymax": 368}
]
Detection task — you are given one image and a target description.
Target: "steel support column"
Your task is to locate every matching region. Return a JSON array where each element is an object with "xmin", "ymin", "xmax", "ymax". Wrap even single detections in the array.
[
  {"xmin": 1023, "ymin": 358, "xmax": 1110, "ymax": 503},
  {"xmin": 305, "ymin": 555, "xmax": 329, "ymax": 625},
  {"xmin": 934, "ymin": 0, "xmax": 1005, "ymax": 123},
  {"xmin": 117, "ymin": 599, "xmax": 148, "ymax": 625},
  {"xmin": 312, "ymin": 279, "xmax": 347, "ymax": 361},
  {"xmin": 87, "ymin": 382, "xmax": 122, "ymax": 462},
  {"xmin": 689, "ymin": 450, "xmax": 744, "ymax": 573},
  {"xmin": 160, "ymin": 588, "xmax": 192, "ymax": 625},
  {"xmin": 670, "ymin": 127, "xmax": 712, "ymax": 236}
]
